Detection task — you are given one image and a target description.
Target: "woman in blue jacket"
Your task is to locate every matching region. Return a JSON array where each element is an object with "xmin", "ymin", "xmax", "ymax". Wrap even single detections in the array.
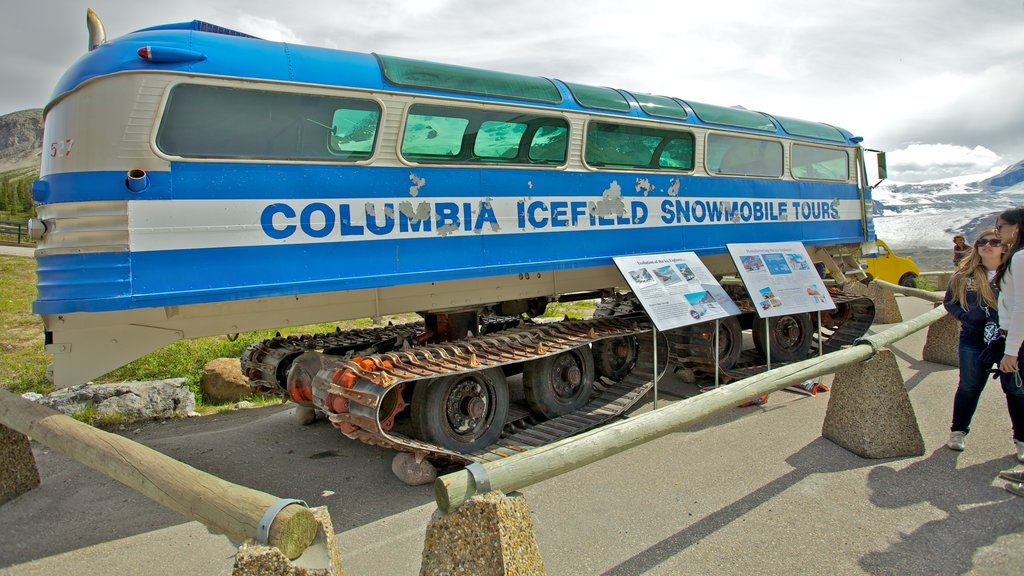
[{"xmin": 944, "ymin": 229, "xmax": 1004, "ymax": 451}]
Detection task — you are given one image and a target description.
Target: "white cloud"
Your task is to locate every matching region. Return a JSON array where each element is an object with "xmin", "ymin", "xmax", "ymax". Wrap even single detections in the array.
[
  {"xmin": 231, "ymin": 14, "xmax": 304, "ymax": 43},
  {"xmin": 886, "ymin": 143, "xmax": 1004, "ymax": 183}
]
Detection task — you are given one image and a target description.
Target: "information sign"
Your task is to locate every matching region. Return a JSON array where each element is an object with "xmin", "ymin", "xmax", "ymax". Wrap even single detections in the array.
[
  {"xmin": 726, "ymin": 242, "xmax": 835, "ymax": 318},
  {"xmin": 612, "ymin": 252, "xmax": 741, "ymax": 332}
]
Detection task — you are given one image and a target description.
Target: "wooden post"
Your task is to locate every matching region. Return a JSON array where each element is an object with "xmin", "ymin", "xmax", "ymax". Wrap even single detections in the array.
[
  {"xmin": 0, "ymin": 389, "xmax": 317, "ymax": 559},
  {"xmin": 434, "ymin": 304, "xmax": 948, "ymax": 514}
]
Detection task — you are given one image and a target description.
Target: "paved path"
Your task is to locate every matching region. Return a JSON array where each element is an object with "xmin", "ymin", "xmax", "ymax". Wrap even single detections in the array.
[
  {"xmin": 0, "ymin": 244, "xmax": 33, "ymax": 257},
  {"xmin": 1, "ymin": 297, "xmax": 1022, "ymax": 575}
]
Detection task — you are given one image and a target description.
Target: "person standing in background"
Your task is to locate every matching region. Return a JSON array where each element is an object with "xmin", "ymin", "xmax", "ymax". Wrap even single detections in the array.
[
  {"xmin": 953, "ymin": 234, "xmax": 968, "ymax": 267},
  {"xmin": 993, "ymin": 208, "xmax": 1024, "ymax": 497},
  {"xmin": 944, "ymin": 230, "xmax": 1003, "ymax": 453}
]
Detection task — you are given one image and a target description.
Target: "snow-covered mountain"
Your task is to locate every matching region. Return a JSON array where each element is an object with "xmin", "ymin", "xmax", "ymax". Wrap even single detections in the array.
[{"xmin": 871, "ymin": 163, "xmax": 1024, "ymax": 250}]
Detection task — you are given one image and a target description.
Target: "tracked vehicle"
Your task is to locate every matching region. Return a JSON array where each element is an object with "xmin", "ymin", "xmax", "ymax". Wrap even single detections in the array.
[{"xmin": 32, "ymin": 12, "xmax": 880, "ymax": 473}]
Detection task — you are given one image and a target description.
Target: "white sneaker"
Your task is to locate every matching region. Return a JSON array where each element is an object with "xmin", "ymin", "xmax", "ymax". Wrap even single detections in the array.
[
  {"xmin": 1016, "ymin": 440, "xmax": 1024, "ymax": 463},
  {"xmin": 947, "ymin": 431, "xmax": 966, "ymax": 451}
]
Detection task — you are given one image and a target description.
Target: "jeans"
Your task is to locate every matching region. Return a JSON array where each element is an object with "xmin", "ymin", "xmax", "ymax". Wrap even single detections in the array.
[
  {"xmin": 996, "ymin": 342, "xmax": 1024, "ymax": 443},
  {"xmin": 951, "ymin": 341, "xmax": 990, "ymax": 434}
]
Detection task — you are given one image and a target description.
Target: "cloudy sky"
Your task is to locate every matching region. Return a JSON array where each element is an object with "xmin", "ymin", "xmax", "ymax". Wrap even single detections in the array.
[{"xmin": 3, "ymin": 0, "xmax": 1022, "ymax": 181}]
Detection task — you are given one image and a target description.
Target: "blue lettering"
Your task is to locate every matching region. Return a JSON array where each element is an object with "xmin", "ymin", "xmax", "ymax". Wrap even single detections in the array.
[
  {"xmin": 475, "ymin": 201, "xmax": 497, "ymax": 231},
  {"xmin": 301, "ymin": 202, "xmax": 335, "ymax": 238},
  {"xmin": 261, "ymin": 203, "xmax": 296, "ymax": 239},
  {"xmin": 339, "ymin": 205, "xmax": 364, "ymax": 236},
  {"xmin": 631, "ymin": 201, "xmax": 648, "ymax": 225},
  {"xmin": 550, "ymin": 201, "xmax": 569, "ymax": 228},
  {"xmin": 692, "ymin": 201, "xmax": 706, "ymax": 223},
  {"xmin": 527, "ymin": 201, "xmax": 548, "ymax": 228},
  {"xmin": 366, "ymin": 203, "xmax": 395, "ymax": 235},
  {"xmin": 436, "ymin": 202, "xmax": 460, "ymax": 230},
  {"xmin": 517, "ymin": 200, "xmax": 526, "ymax": 229},
  {"xmin": 571, "ymin": 202, "xmax": 588, "ymax": 227},
  {"xmin": 753, "ymin": 202, "xmax": 764, "ymax": 221},
  {"xmin": 739, "ymin": 202, "xmax": 753, "ymax": 222},
  {"xmin": 660, "ymin": 199, "xmax": 675, "ymax": 224}
]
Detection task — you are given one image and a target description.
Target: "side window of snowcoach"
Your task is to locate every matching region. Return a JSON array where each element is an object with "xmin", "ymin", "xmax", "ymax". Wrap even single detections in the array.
[
  {"xmin": 705, "ymin": 133, "xmax": 783, "ymax": 177},
  {"xmin": 400, "ymin": 104, "xmax": 568, "ymax": 166},
  {"xmin": 791, "ymin": 144, "xmax": 850, "ymax": 181},
  {"xmin": 584, "ymin": 122, "xmax": 694, "ymax": 171},
  {"xmin": 156, "ymin": 84, "xmax": 380, "ymax": 161}
]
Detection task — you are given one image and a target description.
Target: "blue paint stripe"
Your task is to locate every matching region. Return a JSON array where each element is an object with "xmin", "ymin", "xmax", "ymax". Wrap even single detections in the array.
[
  {"xmin": 38, "ymin": 164, "xmax": 857, "ymax": 205},
  {"xmin": 33, "ymin": 220, "xmax": 863, "ymax": 314}
]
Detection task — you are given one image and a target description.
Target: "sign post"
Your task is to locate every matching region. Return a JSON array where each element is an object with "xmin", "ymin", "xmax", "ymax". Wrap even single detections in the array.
[
  {"xmin": 727, "ymin": 241, "xmax": 837, "ymax": 395},
  {"xmin": 613, "ymin": 252, "xmax": 742, "ymax": 406}
]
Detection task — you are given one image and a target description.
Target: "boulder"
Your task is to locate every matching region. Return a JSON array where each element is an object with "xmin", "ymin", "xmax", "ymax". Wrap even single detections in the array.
[
  {"xmin": 202, "ymin": 358, "xmax": 253, "ymax": 403},
  {"xmin": 41, "ymin": 379, "xmax": 196, "ymax": 421}
]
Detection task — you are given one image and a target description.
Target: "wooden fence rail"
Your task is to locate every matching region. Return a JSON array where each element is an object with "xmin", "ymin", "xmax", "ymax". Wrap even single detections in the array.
[
  {"xmin": 435, "ymin": 289, "xmax": 948, "ymax": 514},
  {"xmin": 0, "ymin": 389, "xmax": 317, "ymax": 559}
]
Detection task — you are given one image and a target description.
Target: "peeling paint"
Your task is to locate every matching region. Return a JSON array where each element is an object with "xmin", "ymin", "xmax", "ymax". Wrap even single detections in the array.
[
  {"xmin": 399, "ymin": 200, "xmax": 431, "ymax": 223},
  {"xmin": 527, "ymin": 181, "xmax": 533, "ymax": 189},
  {"xmin": 408, "ymin": 173, "xmax": 426, "ymax": 197},
  {"xmin": 437, "ymin": 223, "xmax": 459, "ymax": 236},
  {"xmin": 590, "ymin": 181, "xmax": 627, "ymax": 216},
  {"xmin": 635, "ymin": 178, "xmax": 655, "ymax": 197},
  {"xmin": 667, "ymin": 178, "xmax": 681, "ymax": 197}
]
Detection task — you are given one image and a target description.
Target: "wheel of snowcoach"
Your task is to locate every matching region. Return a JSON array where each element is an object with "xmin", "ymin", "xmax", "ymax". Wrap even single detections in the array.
[
  {"xmin": 713, "ymin": 316, "xmax": 744, "ymax": 370},
  {"xmin": 593, "ymin": 336, "xmax": 638, "ymax": 382},
  {"xmin": 523, "ymin": 346, "xmax": 596, "ymax": 419},
  {"xmin": 410, "ymin": 368, "xmax": 509, "ymax": 452},
  {"xmin": 752, "ymin": 313, "xmax": 813, "ymax": 363},
  {"xmin": 899, "ymin": 273, "xmax": 918, "ymax": 288}
]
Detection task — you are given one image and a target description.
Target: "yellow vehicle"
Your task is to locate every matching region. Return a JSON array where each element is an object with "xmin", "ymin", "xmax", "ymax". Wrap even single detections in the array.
[{"xmin": 863, "ymin": 239, "xmax": 920, "ymax": 287}]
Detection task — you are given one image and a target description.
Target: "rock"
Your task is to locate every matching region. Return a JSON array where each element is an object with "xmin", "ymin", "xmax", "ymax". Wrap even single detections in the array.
[
  {"xmin": 20, "ymin": 392, "xmax": 44, "ymax": 402},
  {"xmin": 392, "ymin": 452, "xmax": 437, "ymax": 486},
  {"xmin": 234, "ymin": 401, "xmax": 255, "ymax": 410},
  {"xmin": 202, "ymin": 358, "xmax": 253, "ymax": 403},
  {"xmin": 42, "ymin": 379, "xmax": 196, "ymax": 421},
  {"xmin": 294, "ymin": 405, "xmax": 317, "ymax": 426}
]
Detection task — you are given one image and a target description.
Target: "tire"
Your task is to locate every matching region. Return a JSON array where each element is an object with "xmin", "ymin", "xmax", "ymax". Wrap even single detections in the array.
[
  {"xmin": 410, "ymin": 368, "xmax": 509, "ymax": 452},
  {"xmin": 899, "ymin": 274, "xmax": 917, "ymax": 288},
  {"xmin": 523, "ymin": 346, "xmax": 595, "ymax": 419},
  {"xmin": 752, "ymin": 313, "xmax": 813, "ymax": 363},
  {"xmin": 593, "ymin": 336, "xmax": 638, "ymax": 382},
  {"xmin": 713, "ymin": 316, "xmax": 744, "ymax": 370}
]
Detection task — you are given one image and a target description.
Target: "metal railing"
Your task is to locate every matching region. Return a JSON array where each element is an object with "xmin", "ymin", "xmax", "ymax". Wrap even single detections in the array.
[{"xmin": 0, "ymin": 220, "xmax": 32, "ymax": 245}]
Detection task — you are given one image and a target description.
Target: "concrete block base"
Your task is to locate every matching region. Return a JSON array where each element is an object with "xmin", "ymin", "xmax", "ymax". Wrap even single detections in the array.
[
  {"xmin": 845, "ymin": 281, "xmax": 903, "ymax": 324},
  {"xmin": 922, "ymin": 311, "xmax": 960, "ymax": 367},
  {"xmin": 420, "ymin": 491, "xmax": 544, "ymax": 576},
  {"xmin": 823, "ymin": 348, "xmax": 925, "ymax": 458},
  {"xmin": 0, "ymin": 424, "xmax": 40, "ymax": 505},
  {"xmin": 232, "ymin": 506, "xmax": 343, "ymax": 575}
]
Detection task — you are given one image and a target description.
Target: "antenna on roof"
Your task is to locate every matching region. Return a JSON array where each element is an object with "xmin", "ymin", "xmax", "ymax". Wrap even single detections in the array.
[{"xmin": 87, "ymin": 8, "xmax": 106, "ymax": 51}]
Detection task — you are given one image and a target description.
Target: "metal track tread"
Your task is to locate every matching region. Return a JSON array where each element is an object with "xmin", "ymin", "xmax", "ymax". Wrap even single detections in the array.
[
  {"xmin": 664, "ymin": 288, "xmax": 875, "ymax": 385},
  {"xmin": 309, "ymin": 316, "xmax": 664, "ymax": 464}
]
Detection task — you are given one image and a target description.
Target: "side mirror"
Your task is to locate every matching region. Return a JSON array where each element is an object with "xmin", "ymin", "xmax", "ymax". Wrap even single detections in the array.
[{"xmin": 876, "ymin": 152, "xmax": 887, "ymax": 180}]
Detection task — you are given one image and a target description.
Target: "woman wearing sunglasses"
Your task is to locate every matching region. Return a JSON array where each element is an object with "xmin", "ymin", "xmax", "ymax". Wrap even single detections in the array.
[
  {"xmin": 994, "ymin": 208, "xmax": 1024, "ymax": 497},
  {"xmin": 944, "ymin": 230, "xmax": 1005, "ymax": 453}
]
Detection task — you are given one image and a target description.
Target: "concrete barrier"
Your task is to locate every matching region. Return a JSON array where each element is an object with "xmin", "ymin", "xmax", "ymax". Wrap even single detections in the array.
[
  {"xmin": 822, "ymin": 348, "xmax": 925, "ymax": 458},
  {"xmin": 233, "ymin": 506, "xmax": 344, "ymax": 576},
  {"xmin": 922, "ymin": 309, "xmax": 959, "ymax": 367},
  {"xmin": 421, "ymin": 491, "xmax": 544, "ymax": 576},
  {"xmin": 844, "ymin": 281, "xmax": 903, "ymax": 324},
  {"xmin": 919, "ymin": 270, "xmax": 954, "ymax": 291},
  {"xmin": 0, "ymin": 424, "xmax": 39, "ymax": 504}
]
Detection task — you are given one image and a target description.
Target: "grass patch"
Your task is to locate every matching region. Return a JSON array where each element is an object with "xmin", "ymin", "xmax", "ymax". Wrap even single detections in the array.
[{"xmin": 537, "ymin": 299, "xmax": 597, "ymax": 320}]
